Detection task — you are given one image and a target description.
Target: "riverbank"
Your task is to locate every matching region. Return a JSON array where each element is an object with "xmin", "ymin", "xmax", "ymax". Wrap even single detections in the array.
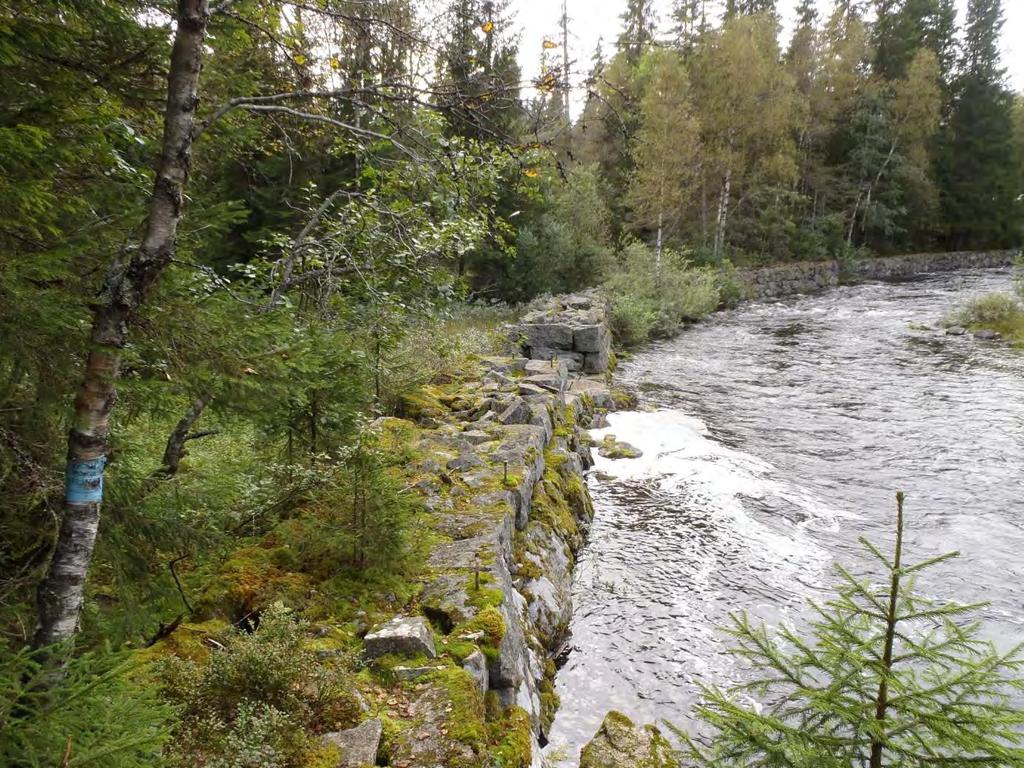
[
  {"xmin": 738, "ymin": 249, "xmax": 1018, "ymax": 299},
  {"xmin": 140, "ymin": 292, "xmax": 626, "ymax": 767}
]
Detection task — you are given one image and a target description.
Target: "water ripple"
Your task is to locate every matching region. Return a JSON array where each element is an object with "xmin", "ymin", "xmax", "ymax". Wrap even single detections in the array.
[{"xmin": 545, "ymin": 269, "xmax": 1024, "ymax": 765}]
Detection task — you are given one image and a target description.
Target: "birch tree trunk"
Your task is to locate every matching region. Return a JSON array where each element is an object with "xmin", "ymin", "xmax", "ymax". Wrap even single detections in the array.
[
  {"xmin": 33, "ymin": 0, "xmax": 211, "ymax": 649},
  {"xmin": 713, "ymin": 166, "xmax": 732, "ymax": 263},
  {"xmin": 655, "ymin": 176, "xmax": 665, "ymax": 284}
]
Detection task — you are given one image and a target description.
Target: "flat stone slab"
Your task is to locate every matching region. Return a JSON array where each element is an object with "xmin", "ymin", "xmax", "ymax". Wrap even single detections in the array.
[
  {"xmin": 531, "ymin": 347, "xmax": 585, "ymax": 371},
  {"xmin": 321, "ymin": 718, "xmax": 383, "ymax": 768},
  {"xmin": 461, "ymin": 429, "xmax": 494, "ymax": 445},
  {"xmin": 498, "ymin": 397, "xmax": 532, "ymax": 425},
  {"xmin": 364, "ymin": 616, "xmax": 436, "ymax": 660}
]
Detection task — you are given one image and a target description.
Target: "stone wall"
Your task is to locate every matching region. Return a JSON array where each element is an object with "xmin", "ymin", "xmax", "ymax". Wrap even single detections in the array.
[
  {"xmin": 739, "ymin": 249, "xmax": 1017, "ymax": 299},
  {"xmin": 358, "ymin": 292, "xmax": 619, "ymax": 767}
]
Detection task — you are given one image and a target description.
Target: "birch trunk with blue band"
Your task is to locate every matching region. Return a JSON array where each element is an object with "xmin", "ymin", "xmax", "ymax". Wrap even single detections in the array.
[{"xmin": 32, "ymin": 0, "xmax": 211, "ymax": 649}]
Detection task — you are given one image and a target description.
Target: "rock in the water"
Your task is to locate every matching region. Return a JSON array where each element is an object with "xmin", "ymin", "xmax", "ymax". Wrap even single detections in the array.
[
  {"xmin": 945, "ymin": 325, "xmax": 967, "ymax": 336},
  {"xmin": 363, "ymin": 616, "xmax": 436, "ymax": 660},
  {"xmin": 580, "ymin": 712, "xmax": 679, "ymax": 768},
  {"xmin": 598, "ymin": 435, "xmax": 643, "ymax": 460},
  {"xmin": 973, "ymin": 328, "xmax": 1002, "ymax": 340},
  {"xmin": 462, "ymin": 648, "xmax": 489, "ymax": 694},
  {"xmin": 321, "ymin": 718, "xmax": 383, "ymax": 768}
]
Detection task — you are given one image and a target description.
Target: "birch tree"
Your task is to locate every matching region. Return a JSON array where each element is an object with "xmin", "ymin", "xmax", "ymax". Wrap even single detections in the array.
[
  {"xmin": 627, "ymin": 49, "xmax": 702, "ymax": 274},
  {"xmin": 32, "ymin": 0, "xmax": 214, "ymax": 650},
  {"xmin": 692, "ymin": 12, "xmax": 800, "ymax": 260}
]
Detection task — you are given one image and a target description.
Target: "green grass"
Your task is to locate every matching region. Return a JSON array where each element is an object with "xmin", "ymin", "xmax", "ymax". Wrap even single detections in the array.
[{"xmin": 948, "ymin": 292, "xmax": 1024, "ymax": 346}]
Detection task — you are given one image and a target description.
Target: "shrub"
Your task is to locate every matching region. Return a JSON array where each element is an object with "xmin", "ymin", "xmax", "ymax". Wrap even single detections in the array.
[
  {"xmin": 605, "ymin": 243, "xmax": 721, "ymax": 346},
  {"xmin": 0, "ymin": 645, "xmax": 173, "ymax": 767},
  {"xmin": 159, "ymin": 604, "xmax": 360, "ymax": 768},
  {"xmin": 953, "ymin": 292, "xmax": 1023, "ymax": 327}
]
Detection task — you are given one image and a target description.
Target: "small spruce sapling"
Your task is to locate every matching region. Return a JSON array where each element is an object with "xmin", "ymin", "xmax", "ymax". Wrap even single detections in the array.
[{"xmin": 683, "ymin": 492, "xmax": 1024, "ymax": 767}]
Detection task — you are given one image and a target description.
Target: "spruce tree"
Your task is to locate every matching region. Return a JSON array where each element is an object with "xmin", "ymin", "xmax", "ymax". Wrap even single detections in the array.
[
  {"xmin": 938, "ymin": 0, "xmax": 1021, "ymax": 249},
  {"xmin": 725, "ymin": 0, "xmax": 777, "ymax": 16},
  {"xmin": 873, "ymin": 0, "xmax": 957, "ymax": 82},
  {"xmin": 617, "ymin": 0, "xmax": 658, "ymax": 62},
  {"xmin": 684, "ymin": 493, "xmax": 1024, "ymax": 767}
]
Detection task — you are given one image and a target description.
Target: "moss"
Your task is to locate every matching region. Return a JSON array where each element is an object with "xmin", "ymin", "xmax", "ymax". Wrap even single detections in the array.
[
  {"xmin": 539, "ymin": 660, "xmax": 560, "ymax": 733},
  {"xmin": 466, "ymin": 581, "xmax": 504, "ymax": 611},
  {"xmin": 514, "ymin": 557, "xmax": 543, "ymax": 582},
  {"xmin": 133, "ymin": 618, "xmax": 230, "ymax": 666},
  {"xmin": 531, "ymin": 476, "xmax": 579, "ymax": 544},
  {"xmin": 373, "ymin": 652, "xmax": 435, "ymax": 672},
  {"xmin": 302, "ymin": 624, "xmax": 351, "ymax": 655},
  {"xmin": 398, "ymin": 384, "xmax": 449, "ymax": 421},
  {"xmin": 544, "ymin": 448, "xmax": 567, "ymax": 471},
  {"xmin": 429, "ymin": 667, "xmax": 488, "ymax": 750},
  {"xmin": 439, "ymin": 638, "xmax": 477, "ymax": 662},
  {"xmin": 610, "ymin": 388, "xmax": 637, "ymax": 410},
  {"xmin": 196, "ymin": 544, "xmax": 312, "ymax": 620},
  {"xmin": 375, "ymin": 712, "xmax": 415, "ymax": 767},
  {"xmin": 460, "ymin": 606, "xmax": 505, "ymax": 646},
  {"xmin": 302, "ymin": 742, "xmax": 343, "ymax": 768},
  {"xmin": 488, "ymin": 706, "xmax": 533, "ymax": 768}
]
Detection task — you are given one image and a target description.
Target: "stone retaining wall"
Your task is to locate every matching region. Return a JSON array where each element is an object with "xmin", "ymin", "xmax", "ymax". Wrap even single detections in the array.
[
  {"xmin": 739, "ymin": 249, "xmax": 1017, "ymax": 299},
  {"xmin": 361, "ymin": 291, "xmax": 619, "ymax": 767}
]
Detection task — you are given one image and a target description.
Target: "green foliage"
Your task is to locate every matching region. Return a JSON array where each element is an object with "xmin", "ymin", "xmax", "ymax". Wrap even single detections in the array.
[
  {"xmin": 948, "ymin": 292, "xmax": 1024, "ymax": 345},
  {"xmin": 289, "ymin": 425, "xmax": 422, "ymax": 579},
  {"xmin": 512, "ymin": 166, "xmax": 616, "ymax": 300},
  {"xmin": 0, "ymin": 645, "xmax": 172, "ymax": 767},
  {"xmin": 159, "ymin": 604, "xmax": 360, "ymax": 768},
  {"xmin": 953, "ymin": 292, "xmax": 1022, "ymax": 325},
  {"xmin": 683, "ymin": 494, "xmax": 1024, "ymax": 767},
  {"xmin": 605, "ymin": 244, "xmax": 721, "ymax": 346}
]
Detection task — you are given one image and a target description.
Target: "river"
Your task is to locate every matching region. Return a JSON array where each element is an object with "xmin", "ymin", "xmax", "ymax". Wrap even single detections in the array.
[{"xmin": 544, "ymin": 267, "xmax": 1024, "ymax": 765}]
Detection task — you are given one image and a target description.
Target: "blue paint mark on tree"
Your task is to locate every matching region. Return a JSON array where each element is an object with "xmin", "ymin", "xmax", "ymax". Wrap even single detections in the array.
[{"xmin": 66, "ymin": 457, "xmax": 107, "ymax": 504}]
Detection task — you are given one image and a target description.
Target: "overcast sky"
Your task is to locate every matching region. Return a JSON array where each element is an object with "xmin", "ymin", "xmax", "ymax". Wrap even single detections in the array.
[{"xmin": 511, "ymin": 0, "xmax": 1024, "ymax": 114}]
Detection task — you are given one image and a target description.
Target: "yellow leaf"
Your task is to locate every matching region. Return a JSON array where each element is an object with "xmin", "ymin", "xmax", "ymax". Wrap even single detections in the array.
[
  {"xmin": 329, "ymin": 57, "xmax": 341, "ymax": 70},
  {"xmin": 481, "ymin": 20, "xmax": 494, "ymax": 34},
  {"xmin": 524, "ymin": 168, "xmax": 539, "ymax": 178},
  {"xmin": 293, "ymin": 53, "xmax": 307, "ymax": 66},
  {"xmin": 543, "ymin": 39, "xmax": 558, "ymax": 50}
]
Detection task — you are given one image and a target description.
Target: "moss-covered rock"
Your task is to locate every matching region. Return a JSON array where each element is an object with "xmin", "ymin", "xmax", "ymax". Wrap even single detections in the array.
[
  {"xmin": 580, "ymin": 711, "xmax": 680, "ymax": 768},
  {"xmin": 598, "ymin": 434, "xmax": 643, "ymax": 460},
  {"xmin": 488, "ymin": 706, "xmax": 533, "ymax": 768}
]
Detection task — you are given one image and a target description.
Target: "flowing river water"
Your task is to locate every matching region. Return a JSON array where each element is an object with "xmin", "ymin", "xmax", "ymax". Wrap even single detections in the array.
[{"xmin": 544, "ymin": 267, "xmax": 1024, "ymax": 765}]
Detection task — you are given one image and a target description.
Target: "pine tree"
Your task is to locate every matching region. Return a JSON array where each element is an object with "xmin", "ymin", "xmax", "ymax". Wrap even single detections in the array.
[
  {"xmin": 685, "ymin": 493, "xmax": 1024, "ymax": 767},
  {"xmin": 436, "ymin": 0, "xmax": 524, "ymax": 143}
]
